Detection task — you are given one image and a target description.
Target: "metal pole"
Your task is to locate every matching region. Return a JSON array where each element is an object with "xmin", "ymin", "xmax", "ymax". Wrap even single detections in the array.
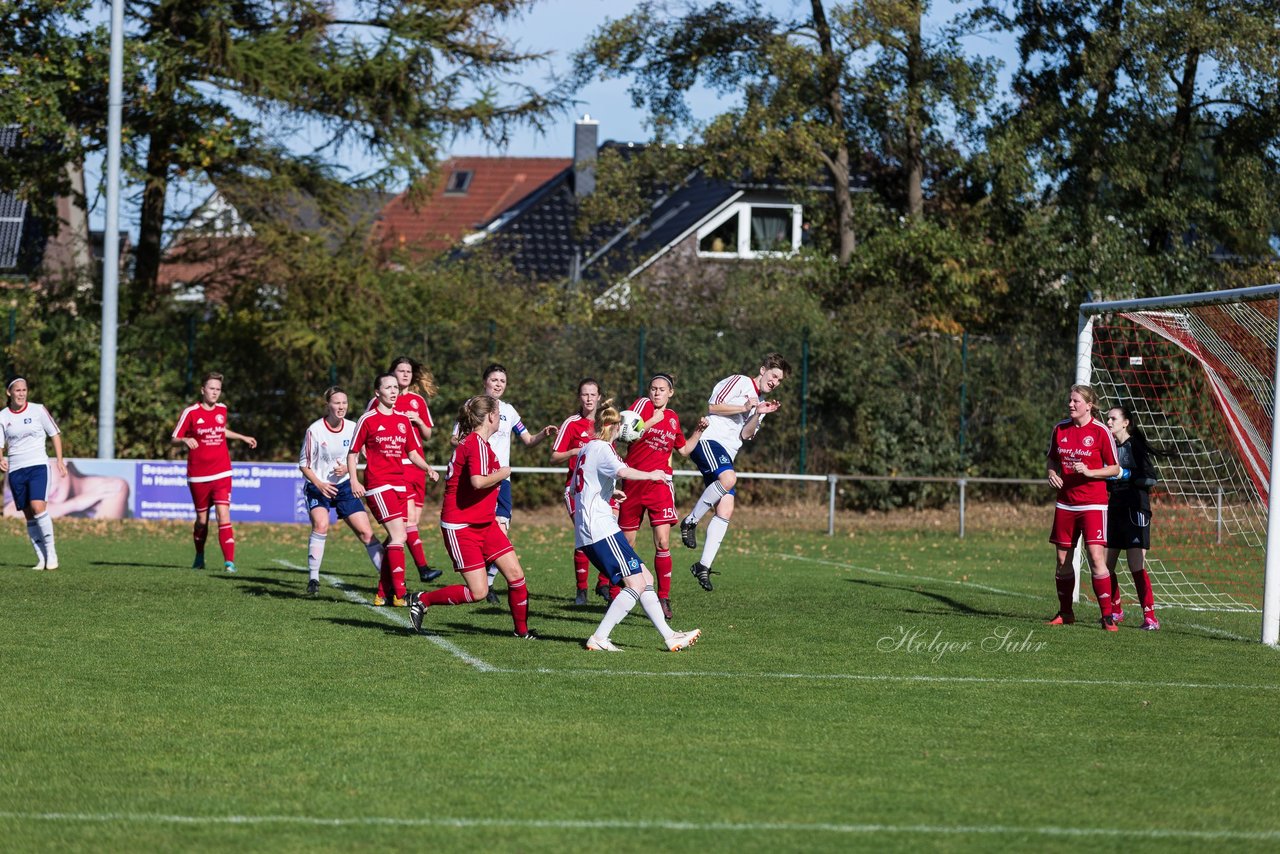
[
  {"xmin": 958, "ymin": 478, "xmax": 966, "ymax": 539},
  {"xmin": 799, "ymin": 327, "xmax": 809, "ymax": 474},
  {"xmin": 1216, "ymin": 487, "xmax": 1224, "ymax": 545},
  {"xmin": 958, "ymin": 330, "xmax": 967, "ymax": 462},
  {"xmin": 1261, "ymin": 297, "xmax": 1280, "ymax": 645},
  {"xmin": 1071, "ymin": 307, "xmax": 1096, "ymax": 601},
  {"xmin": 97, "ymin": 0, "xmax": 125, "ymax": 460},
  {"xmin": 637, "ymin": 326, "xmax": 646, "ymax": 400},
  {"xmin": 827, "ymin": 474, "xmax": 837, "ymax": 537}
]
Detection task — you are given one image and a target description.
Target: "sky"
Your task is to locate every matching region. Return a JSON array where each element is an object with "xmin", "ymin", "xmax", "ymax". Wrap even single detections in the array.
[{"xmin": 86, "ymin": 0, "xmax": 1015, "ymax": 235}]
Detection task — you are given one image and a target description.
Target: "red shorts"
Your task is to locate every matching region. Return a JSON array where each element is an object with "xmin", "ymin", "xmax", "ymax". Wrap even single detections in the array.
[
  {"xmin": 365, "ymin": 486, "xmax": 407, "ymax": 524},
  {"xmin": 403, "ymin": 468, "xmax": 426, "ymax": 506},
  {"xmin": 188, "ymin": 477, "xmax": 232, "ymax": 513},
  {"xmin": 617, "ymin": 477, "xmax": 677, "ymax": 531},
  {"xmin": 1050, "ymin": 504, "xmax": 1108, "ymax": 548},
  {"xmin": 440, "ymin": 522, "xmax": 514, "ymax": 574}
]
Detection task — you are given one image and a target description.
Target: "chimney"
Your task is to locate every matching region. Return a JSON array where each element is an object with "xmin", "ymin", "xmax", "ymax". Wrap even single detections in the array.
[{"xmin": 574, "ymin": 114, "xmax": 598, "ymax": 198}]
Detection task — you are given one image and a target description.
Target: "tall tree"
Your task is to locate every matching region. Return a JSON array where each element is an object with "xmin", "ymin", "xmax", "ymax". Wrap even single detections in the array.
[
  {"xmin": 573, "ymin": 0, "xmax": 996, "ymax": 261},
  {"xmin": 1, "ymin": 0, "xmax": 566, "ymax": 300}
]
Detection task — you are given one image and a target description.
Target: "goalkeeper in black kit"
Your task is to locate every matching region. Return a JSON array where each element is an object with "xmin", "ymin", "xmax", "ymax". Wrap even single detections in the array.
[{"xmin": 1103, "ymin": 405, "xmax": 1164, "ymax": 631}]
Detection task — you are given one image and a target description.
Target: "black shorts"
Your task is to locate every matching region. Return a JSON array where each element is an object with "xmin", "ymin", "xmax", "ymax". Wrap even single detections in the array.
[{"xmin": 1107, "ymin": 505, "xmax": 1151, "ymax": 551}]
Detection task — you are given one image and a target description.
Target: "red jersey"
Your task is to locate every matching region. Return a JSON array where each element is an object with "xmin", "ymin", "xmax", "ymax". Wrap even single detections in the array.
[
  {"xmin": 441, "ymin": 431, "xmax": 501, "ymax": 525},
  {"xmin": 622, "ymin": 397, "xmax": 684, "ymax": 475},
  {"xmin": 1047, "ymin": 417, "xmax": 1118, "ymax": 506},
  {"xmin": 351, "ymin": 409, "xmax": 423, "ymax": 490},
  {"xmin": 552, "ymin": 413, "xmax": 595, "ymax": 484},
  {"xmin": 172, "ymin": 403, "xmax": 232, "ymax": 483}
]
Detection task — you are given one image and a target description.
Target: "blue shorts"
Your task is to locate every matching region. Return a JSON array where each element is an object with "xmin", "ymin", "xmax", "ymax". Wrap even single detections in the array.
[
  {"xmin": 304, "ymin": 480, "xmax": 365, "ymax": 521},
  {"xmin": 581, "ymin": 531, "xmax": 646, "ymax": 586},
  {"xmin": 496, "ymin": 478, "xmax": 513, "ymax": 520},
  {"xmin": 8, "ymin": 464, "xmax": 48, "ymax": 511},
  {"xmin": 690, "ymin": 440, "xmax": 737, "ymax": 496}
]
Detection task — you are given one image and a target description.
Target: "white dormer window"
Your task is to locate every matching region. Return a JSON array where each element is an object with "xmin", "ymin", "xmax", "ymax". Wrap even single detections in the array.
[{"xmin": 697, "ymin": 202, "xmax": 801, "ymax": 258}]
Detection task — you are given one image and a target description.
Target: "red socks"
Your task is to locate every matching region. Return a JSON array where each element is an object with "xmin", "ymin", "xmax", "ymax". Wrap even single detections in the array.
[
  {"xmin": 1132, "ymin": 568, "xmax": 1155, "ymax": 618},
  {"xmin": 507, "ymin": 577, "xmax": 529, "ymax": 634},
  {"xmin": 1090, "ymin": 574, "xmax": 1113, "ymax": 620},
  {"xmin": 574, "ymin": 549, "xmax": 589, "ymax": 590},
  {"xmin": 421, "ymin": 585, "xmax": 475, "ymax": 606},
  {"xmin": 385, "ymin": 543, "xmax": 406, "ymax": 598},
  {"xmin": 655, "ymin": 549, "xmax": 672, "ymax": 598},
  {"xmin": 406, "ymin": 526, "xmax": 429, "ymax": 570},
  {"xmin": 1055, "ymin": 574, "xmax": 1075, "ymax": 616},
  {"xmin": 217, "ymin": 523, "xmax": 235, "ymax": 562},
  {"xmin": 193, "ymin": 521, "xmax": 209, "ymax": 554}
]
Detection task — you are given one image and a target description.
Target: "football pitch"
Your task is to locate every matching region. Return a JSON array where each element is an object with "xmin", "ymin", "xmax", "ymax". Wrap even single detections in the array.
[{"xmin": 3, "ymin": 515, "xmax": 1279, "ymax": 852}]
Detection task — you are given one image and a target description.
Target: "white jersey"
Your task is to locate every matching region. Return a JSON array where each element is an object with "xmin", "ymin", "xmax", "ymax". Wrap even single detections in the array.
[
  {"xmin": 0, "ymin": 403, "xmax": 59, "ymax": 471},
  {"xmin": 453, "ymin": 399, "xmax": 524, "ymax": 467},
  {"xmin": 299, "ymin": 417, "xmax": 356, "ymax": 484},
  {"xmin": 570, "ymin": 439, "xmax": 625, "ymax": 548},
  {"xmin": 700, "ymin": 374, "xmax": 760, "ymax": 458}
]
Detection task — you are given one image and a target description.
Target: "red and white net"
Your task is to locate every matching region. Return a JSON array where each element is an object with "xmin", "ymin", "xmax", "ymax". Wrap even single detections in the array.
[{"xmin": 1089, "ymin": 298, "xmax": 1278, "ymax": 612}]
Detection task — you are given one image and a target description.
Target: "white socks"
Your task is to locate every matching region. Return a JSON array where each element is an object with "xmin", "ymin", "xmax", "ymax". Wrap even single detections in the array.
[
  {"xmin": 27, "ymin": 517, "xmax": 45, "ymax": 564},
  {"xmin": 307, "ymin": 532, "xmax": 326, "ymax": 580},
  {"xmin": 689, "ymin": 482, "xmax": 728, "ymax": 524},
  {"xmin": 592, "ymin": 586, "xmax": 676, "ymax": 643},
  {"xmin": 364, "ymin": 540, "xmax": 383, "ymax": 570},
  {"xmin": 593, "ymin": 587, "xmax": 639, "ymax": 640},
  {"xmin": 639, "ymin": 587, "xmax": 675, "ymax": 640},
  {"xmin": 34, "ymin": 512, "xmax": 56, "ymax": 563},
  {"xmin": 700, "ymin": 515, "xmax": 730, "ymax": 568},
  {"xmin": 487, "ymin": 564, "xmax": 500, "ymax": 584}
]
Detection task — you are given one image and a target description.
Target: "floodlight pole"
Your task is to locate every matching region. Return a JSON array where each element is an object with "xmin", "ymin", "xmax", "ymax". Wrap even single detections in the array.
[{"xmin": 97, "ymin": 0, "xmax": 125, "ymax": 459}]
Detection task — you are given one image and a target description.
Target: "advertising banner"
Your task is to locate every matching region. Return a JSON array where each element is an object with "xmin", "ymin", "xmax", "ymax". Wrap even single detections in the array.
[{"xmin": 4, "ymin": 459, "xmax": 309, "ymax": 524}]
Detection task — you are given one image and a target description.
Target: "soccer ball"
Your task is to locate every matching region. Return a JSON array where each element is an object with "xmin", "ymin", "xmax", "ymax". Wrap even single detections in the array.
[{"xmin": 617, "ymin": 410, "xmax": 645, "ymax": 441}]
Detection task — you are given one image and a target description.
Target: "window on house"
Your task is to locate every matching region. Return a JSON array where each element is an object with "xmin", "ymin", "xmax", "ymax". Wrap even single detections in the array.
[
  {"xmin": 445, "ymin": 170, "xmax": 473, "ymax": 194},
  {"xmin": 698, "ymin": 212, "xmax": 739, "ymax": 254},
  {"xmin": 749, "ymin": 208, "xmax": 792, "ymax": 252},
  {"xmin": 696, "ymin": 203, "xmax": 800, "ymax": 258}
]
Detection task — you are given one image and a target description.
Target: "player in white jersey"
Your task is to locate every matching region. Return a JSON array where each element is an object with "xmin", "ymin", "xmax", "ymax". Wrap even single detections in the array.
[
  {"xmin": 680, "ymin": 353, "xmax": 791, "ymax": 591},
  {"xmin": 298, "ymin": 387, "xmax": 384, "ymax": 596},
  {"xmin": 453, "ymin": 363, "xmax": 556, "ymax": 602},
  {"xmin": 1, "ymin": 377, "xmax": 66, "ymax": 569},
  {"xmin": 570, "ymin": 402, "xmax": 701, "ymax": 652}
]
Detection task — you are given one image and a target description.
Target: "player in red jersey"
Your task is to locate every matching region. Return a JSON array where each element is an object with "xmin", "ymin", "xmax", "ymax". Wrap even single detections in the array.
[
  {"xmin": 549, "ymin": 378, "xmax": 604, "ymax": 605},
  {"xmin": 618, "ymin": 373, "xmax": 707, "ymax": 620},
  {"xmin": 170, "ymin": 372, "xmax": 257, "ymax": 572},
  {"xmin": 348, "ymin": 373, "xmax": 439, "ymax": 606},
  {"xmin": 370, "ymin": 356, "xmax": 442, "ymax": 585},
  {"xmin": 1045, "ymin": 384, "xmax": 1121, "ymax": 630},
  {"xmin": 409, "ymin": 394, "xmax": 538, "ymax": 639}
]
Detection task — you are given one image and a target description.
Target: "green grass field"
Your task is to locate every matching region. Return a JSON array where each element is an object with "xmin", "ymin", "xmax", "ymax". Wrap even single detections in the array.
[{"xmin": 2, "ymin": 514, "xmax": 1278, "ymax": 852}]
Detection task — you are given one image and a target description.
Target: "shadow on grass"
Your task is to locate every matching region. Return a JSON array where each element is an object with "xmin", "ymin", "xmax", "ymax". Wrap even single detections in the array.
[
  {"xmin": 89, "ymin": 560, "xmax": 191, "ymax": 569},
  {"xmin": 208, "ymin": 573, "xmax": 295, "ymax": 587},
  {"xmin": 849, "ymin": 578, "xmax": 1023, "ymax": 619},
  {"xmin": 437, "ymin": 621, "xmax": 578, "ymax": 644},
  {"xmin": 318, "ymin": 616, "xmax": 408, "ymax": 636}
]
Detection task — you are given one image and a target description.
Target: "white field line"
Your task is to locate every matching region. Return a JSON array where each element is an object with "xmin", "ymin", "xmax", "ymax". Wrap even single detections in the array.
[
  {"xmin": 273, "ymin": 559, "xmax": 496, "ymax": 673},
  {"xmin": 1182, "ymin": 623, "xmax": 1254, "ymax": 642},
  {"xmin": 768, "ymin": 552, "xmax": 1039, "ymax": 599},
  {"xmin": 0, "ymin": 811, "xmax": 1277, "ymax": 841},
  {"xmin": 513, "ymin": 667, "xmax": 1280, "ymax": 692}
]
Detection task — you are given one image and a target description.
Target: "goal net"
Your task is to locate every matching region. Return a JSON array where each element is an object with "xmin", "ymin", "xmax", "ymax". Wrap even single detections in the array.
[{"xmin": 1079, "ymin": 286, "xmax": 1280, "ymax": 640}]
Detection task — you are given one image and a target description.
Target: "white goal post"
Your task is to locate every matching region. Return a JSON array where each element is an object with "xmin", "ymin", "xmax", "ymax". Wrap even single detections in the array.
[{"xmin": 1077, "ymin": 284, "xmax": 1280, "ymax": 645}]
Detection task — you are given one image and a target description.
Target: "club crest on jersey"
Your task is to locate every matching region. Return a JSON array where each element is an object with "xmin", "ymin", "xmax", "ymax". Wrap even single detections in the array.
[
  {"xmin": 397, "ymin": 423, "xmax": 407, "ymax": 434},
  {"xmin": 409, "ymin": 399, "xmax": 419, "ymax": 409},
  {"xmin": 215, "ymin": 413, "xmax": 225, "ymax": 425},
  {"xmin": 1082, "ymin": 435, "xmax": 1095, "ymax": 447},
  {"xmin": 628, "ymin": 556, "xmax": 640, "ymax": 571}
]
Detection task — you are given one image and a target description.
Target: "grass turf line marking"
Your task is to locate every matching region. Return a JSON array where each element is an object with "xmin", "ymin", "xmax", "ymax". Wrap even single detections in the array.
[
  {"xmin": 2, "ymin": 811, "xmax": 1278, "ymax": 841},
  {"xmin": 272, "ymin": 559, "xmax": 496, "ymax": 673},
  {"xmin": 516, "ymin": 667, "xmax": 1280, "ymax": 691},
  {"xmin": 769, "ymin": 552, "xmax": 1039, "ymax": 599}
]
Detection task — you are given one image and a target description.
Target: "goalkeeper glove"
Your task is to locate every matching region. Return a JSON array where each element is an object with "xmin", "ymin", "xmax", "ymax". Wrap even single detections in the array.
[{"xmin": 1108, "ymin": 467, "xmax": 1131, "ymax": 481}]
